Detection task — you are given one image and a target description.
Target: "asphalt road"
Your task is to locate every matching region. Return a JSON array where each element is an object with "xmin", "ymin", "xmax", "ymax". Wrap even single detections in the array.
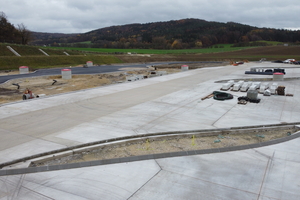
[{"xmin": 0, "ymin": 61, "xmax": 220, "ymax": 84}]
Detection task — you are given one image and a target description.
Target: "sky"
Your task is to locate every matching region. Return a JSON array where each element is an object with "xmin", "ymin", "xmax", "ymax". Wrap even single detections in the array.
[{"xmin": 1, "ymin": 0, "xmax": 299, "ymax": 33}]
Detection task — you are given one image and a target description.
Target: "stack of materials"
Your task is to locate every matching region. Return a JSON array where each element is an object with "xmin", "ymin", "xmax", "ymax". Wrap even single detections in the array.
[
  {"xmin": 277, "ymin": 86, "xmax": 285, "ymax": 95},
  {"xmin": 259, "ymin": 82, "xmax": 270, "ymax": 93},
  {"xmin": 240, "ymin": 82, "xmax": 252, "ymax": 92},
  {"xmin": 270, "ymin": 83, "xmax": 278, "ymax": 94},
  {"xmin": 221, "ymin": 80, "xmax": 234, "ymax": 91},
  {"xmin": 232, "ymin": 81, "xmax": 244, "ymax": 91}
]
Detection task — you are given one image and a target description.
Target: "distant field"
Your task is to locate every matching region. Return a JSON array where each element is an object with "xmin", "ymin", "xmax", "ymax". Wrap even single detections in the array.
[
  {"xmin": 45, "ymin": 45, "xmax": 251, "ymax": 54},
  {"xmin": 1, "ymin": 43, "xmax": 300, "ymax": 71}
]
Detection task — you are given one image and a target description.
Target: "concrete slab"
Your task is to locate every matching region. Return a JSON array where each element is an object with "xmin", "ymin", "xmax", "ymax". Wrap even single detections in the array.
[
  {"xmin": 0, "ymin": 62, "xmax": 300, "ymax": 199},
  {"xmin": 0, "ymin": 160, "xmax": 160, "ymax": 200}
]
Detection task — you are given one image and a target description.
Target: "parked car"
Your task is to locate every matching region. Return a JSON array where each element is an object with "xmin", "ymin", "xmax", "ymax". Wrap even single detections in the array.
[
  {"xmin": 272, "ymin": 60, "xmax": 283, "ymax": 63},
  {"xmin": 293, "ymin": 61, "xmax": 300, "ymax": 65},
  {"xmin": 283, "ymin": 59, "xmax": 296, "ymax": 64}
]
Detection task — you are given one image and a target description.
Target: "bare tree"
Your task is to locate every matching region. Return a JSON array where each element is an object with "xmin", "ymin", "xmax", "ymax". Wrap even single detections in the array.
[
  {"xmin": 17, "ymin": 23, "xmax": 31, "ymax": 44},
  {"xmin": 0, "ymin": 11, "xmax": 7, "ymax": 21}
]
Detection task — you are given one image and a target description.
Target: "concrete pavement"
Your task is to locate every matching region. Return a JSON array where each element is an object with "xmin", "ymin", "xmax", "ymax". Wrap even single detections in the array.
[{"xmin": 0, "ymin": 62, "xmax": 300, "ymax": 199}]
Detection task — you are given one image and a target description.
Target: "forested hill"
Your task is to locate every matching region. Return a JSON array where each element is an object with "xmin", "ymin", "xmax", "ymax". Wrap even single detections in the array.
[{"xmin": 31, "ymin": 18, "xmax": 300, "ymax": 49}]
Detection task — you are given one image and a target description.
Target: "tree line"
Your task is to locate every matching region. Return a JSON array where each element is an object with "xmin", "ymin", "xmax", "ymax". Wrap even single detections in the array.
[
  {"xmin": 3, "ymin": 16, "xmax": 300, "ymax": 49},
  {"xmin": 0, "ymin": 11, "xmax": 31, "ymax": 44}
]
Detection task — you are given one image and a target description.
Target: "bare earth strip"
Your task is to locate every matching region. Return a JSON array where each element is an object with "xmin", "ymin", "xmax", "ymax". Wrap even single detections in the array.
[{"xmin": 31, "ymin": 127, "xmax": 296, "ymax": 167}]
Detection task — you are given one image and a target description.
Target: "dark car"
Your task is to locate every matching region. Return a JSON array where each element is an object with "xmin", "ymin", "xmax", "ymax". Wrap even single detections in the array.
[
  {"xmin": 272, "ymin": 60, "xmax": 283, "ymax": 63},
  {"xmin": 274, "ymin": 68, "xmax": 286, "ymax": 74},
  {"xmin": 293, "ymin": 61, "xmax": 300, "ymax": 65},
  {"xmin": 265, "ymin": 69, "xmax": 273, "ymax": 73}
]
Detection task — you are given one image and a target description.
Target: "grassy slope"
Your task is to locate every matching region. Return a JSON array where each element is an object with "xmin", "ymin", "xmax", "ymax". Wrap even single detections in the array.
[
  {"xmin": 0, "ymin": 55, "xmax": 123, "ymax": 71},
  {"xmin": 46, "ymin": 45, "xmax": 250, "ymax": 54},
  {"xmin": 1, "ymin": 44, "xmax": 300, "ymax": 70}
]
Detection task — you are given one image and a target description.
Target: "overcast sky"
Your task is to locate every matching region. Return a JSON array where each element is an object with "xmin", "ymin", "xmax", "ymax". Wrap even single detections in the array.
[{"xmin": 1, "ymin": 0, "xmax": 299, "ymax": 33}]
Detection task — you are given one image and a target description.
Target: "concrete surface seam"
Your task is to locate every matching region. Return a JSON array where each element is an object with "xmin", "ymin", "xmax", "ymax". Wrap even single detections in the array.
[
  {"xmin": 257, "ymin": 151, "xmax": 275, "ymax": 200},
  {"xmin": 212, "ymin": 103, "xmax": 237, "ymax": 127},
  {"xmin": 127, "ymin": 160, "xmax": 162, "ymax": 200},
  {"xmin": 10, "ymin": 174, "xmax": 25, "ymax": 200},
  {"xmin": 1, "ymin": 129, "xmax": 300, "ymax": 176}
]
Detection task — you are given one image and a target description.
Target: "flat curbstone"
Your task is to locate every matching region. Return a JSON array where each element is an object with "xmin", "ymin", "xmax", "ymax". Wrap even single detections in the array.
[
  {"xmin": 79, "ymin": 161, "xmax": 91, "ymax": 168},
  {"xmin": 194, "ymin": 149, "xmax": 206, "ymax": 155},
  {"xmin": 0, "ymin": 170, "xmax": 7, "ymax": 176},
  {"xmin": 90, "ymin": 160, "xmax": 103, "ymax": 166},
  {"xmin": 138, "ymin": 155, "xmax": 149, "ymax": 161},
  {"xmin": 67, "ymin": 162, "xmax": 81, "ymax": 169},
  {"xmin": 108, "ymin": 158, "xmax": 120, "ymax": 164},
  {"xmin": 165, "ymin": 152, "xmax": 178, "ymax": 158},
  {"xmin": 48, "ymin": 165, "xmax": 60, "ymax": 171},
  {"xmin": 36, "ymin": 166, "xmax": 48, "ymax": 172},
  {"xmin": 248, "ymin": 143, "xmax": 261, "ymax": 149},
  {"xmin": 202, "ymin": 149, "xmax": 217, "ymax": 154},
  {"xmin": 119, "ymin": 157, "xmax": 130, "ymax": 163},
  {"xmin": 7, "ymin": 169, "xmax": 24, "ymax": 175},
  {"xmin": 101, "ymin": 159, "xmax": 112, "ymax": 165},
  {"xmin": 218, "ymin": 147, "xmax": 234, "ymax": 153},
  {"xmin": 59, "ymin": 164, "xmax": 71, "ymax": 170},
  {"xmin": 129, "ymin": 156, "xmax": 140, "ymax": 162},
  {"xmin": 230, "ymin": 145, "xmax": 248, "ymax": 151},
  {"xmin": 169, "ymin": 151, "xmax": 184, "ymax": 157},
  {"xmin": 23, "ymin": 167, "xmax": 36, "ymax": 174},
  {"xmin": 153, "ymin": 153, "xmax": 167, "ymax": 159},
  {"xmin": 186, "ymin": 150, "xmax": 197, "ymax": 155},
  {"xmin": 146, "ymin": 154, "xmax": 154, "ymax": 160}
]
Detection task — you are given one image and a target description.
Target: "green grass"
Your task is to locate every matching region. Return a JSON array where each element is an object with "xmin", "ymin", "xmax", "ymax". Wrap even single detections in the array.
[
  {"xmin": 254, "ymin": 40, "xmax": 284, "ymax": 45},
  {"xmin": 0, "ymin": 43, "xmax": 82, "ymax": 56},
  {"xmin": 0, "ymin": 55, "xmax": 123, "ymax": 71},
  {"xmin": 46, "ymin": 45, "xmax": 252, "ymax": 54}
]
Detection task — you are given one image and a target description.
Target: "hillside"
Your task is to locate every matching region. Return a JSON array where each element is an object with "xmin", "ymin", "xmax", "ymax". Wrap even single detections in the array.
[{"xmin": 30, "ymin": 18, "xmax": 300, "ymax": 49}]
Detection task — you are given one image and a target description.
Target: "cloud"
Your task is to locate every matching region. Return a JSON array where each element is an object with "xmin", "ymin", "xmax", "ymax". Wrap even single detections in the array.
[{"xmin": 0, "ymin": 0, "xmax": 299, "ymax": 33}]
